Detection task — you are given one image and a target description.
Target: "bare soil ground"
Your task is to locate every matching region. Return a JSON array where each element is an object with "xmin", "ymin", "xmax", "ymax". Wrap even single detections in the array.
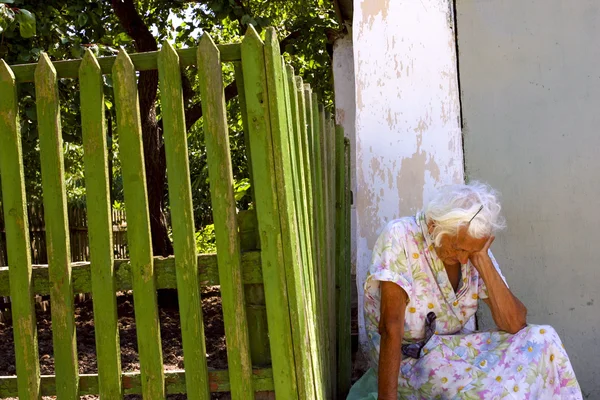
[{"xmin": 0, "ymin": 286, "xmax": 231, "ymax": 399}]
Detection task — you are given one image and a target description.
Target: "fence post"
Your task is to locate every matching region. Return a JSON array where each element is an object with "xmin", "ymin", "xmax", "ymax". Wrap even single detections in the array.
[
  {"xmin": 0, "ymin": 59, "xmax": 41, "ymax": 400},
  {"xmin": 241, "ymin": 25, "xmax": 298, "ymax": 399}
]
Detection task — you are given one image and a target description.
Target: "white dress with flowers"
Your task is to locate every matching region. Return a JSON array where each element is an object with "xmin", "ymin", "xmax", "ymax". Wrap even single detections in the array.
[{"xmin": 350, "ymin": 212, "xmax": 582, "ymax": 400}]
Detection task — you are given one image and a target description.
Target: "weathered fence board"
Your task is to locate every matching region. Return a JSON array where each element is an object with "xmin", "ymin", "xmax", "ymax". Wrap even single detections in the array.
[
  {"xmin": 0, "ymin": 60, "xmax": 41, "ymax": 400},
  {"xmin": 241, "ymin": 25, "xmax": 298, "ymax": 398},
  {"xmin": 0, "ymin": 28, "xmax": 352, "ymax": 400},
  {"xmin": 198, "ymin": 34, "xmax": 253, "ymax": 399},
  {"xmin": 159, "ymin": 40, "xmax": 211, "ymax": 400},
  {"xmin": 36, "ymin": 53, "xmax": 79, "ymax": 399},
  {"xmin": 79, "ymin": 49, "xmax": 123, "ymax": 399},
  {"xmin": 113, "ymin": 49, "xmax": 165, "ymax": 399}
]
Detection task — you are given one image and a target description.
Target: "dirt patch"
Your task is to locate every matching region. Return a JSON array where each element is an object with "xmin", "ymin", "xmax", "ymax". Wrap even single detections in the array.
[{"xmin": 0, "ymin": 286, "xmax": 232, "ymax": 399}]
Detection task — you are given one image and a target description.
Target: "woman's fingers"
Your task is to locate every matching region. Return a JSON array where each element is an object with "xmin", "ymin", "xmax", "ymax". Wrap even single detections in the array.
[{"xmin": 484, "ymin": 235, "xmax": 495, "ymax": 251}]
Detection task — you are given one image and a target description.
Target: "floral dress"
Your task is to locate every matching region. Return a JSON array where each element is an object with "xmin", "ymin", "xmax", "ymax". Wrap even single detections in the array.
[{"xmin": 348, "ymin": 212, "xmax": 582, "ymax": 400}]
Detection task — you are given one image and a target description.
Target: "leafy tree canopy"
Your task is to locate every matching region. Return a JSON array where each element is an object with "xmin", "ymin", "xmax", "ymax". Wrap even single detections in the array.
[{"xmin": 0, "ymin": 0, "xmax": 339, "ymax": 256}]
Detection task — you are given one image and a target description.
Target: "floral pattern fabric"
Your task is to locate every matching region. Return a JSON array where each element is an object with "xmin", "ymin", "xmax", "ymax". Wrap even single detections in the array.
[{"xmin": 354, "ymin": 212, "xmax": 582, "ymax": 399}]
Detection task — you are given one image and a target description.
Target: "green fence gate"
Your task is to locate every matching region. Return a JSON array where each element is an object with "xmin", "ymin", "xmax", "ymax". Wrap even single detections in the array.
[{"xmin": 0, "ymin": 26, "xmax": 351, "ymax": 399}]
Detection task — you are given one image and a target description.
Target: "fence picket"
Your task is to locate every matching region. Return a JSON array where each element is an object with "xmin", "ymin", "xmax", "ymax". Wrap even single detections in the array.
[
  {"xmin": 112, "ymin": 49, "xmax": 165, "ymax": 399},
  {"xmin": 158, "ymin": 40, "xmax": 211, "ymax": 400},
  {"xmin": 234, "ymin": 61, "xmax": 272, "ymax": 368},
  {"xmin": 35, "ymin": 53, "xmax": 79, "ymax": 399},
  {"xmin": 79, "ymin": 49, "xmax": 123, "ymax": 399},
  {"xmin": 285, "ymin": 65, "xmax": 325, "ymax": 398},
  {"xmin": 0, "ymin": 59, "xmax": 41, "ymax": 400},
  {"xmin": 314, "ymin": 97, "xmax": 332, "ymax": 396},
  {"xmin": 241, "ymin": 25, "xmax": 298, "ymax": 399},
  {"xmin": 336, "ymin": 126, "xmax": 352, "ymax": 397},
  {"xmin": 0, "ymin": 31, "xmax": 351, "ymax": 399},
  {"xmin": 197, "ymin": 34, "xmax": 254, "ymax": 399},
  {"xmin": 263, "ymin": 29, "xmax": 314, "ymax": 399},
  {"xmin": 326, "ymin": 114, "xmax": 338, "ymax": 394}
]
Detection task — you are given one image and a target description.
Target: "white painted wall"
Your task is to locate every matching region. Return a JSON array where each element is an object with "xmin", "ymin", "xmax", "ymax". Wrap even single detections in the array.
[
  {"xmin": 352, "ymin": 0, "xmax": 464, "ymax": 347},
  {"xmin": 456, "ymin": 1, "xmax": 600, "ymax": 396}
]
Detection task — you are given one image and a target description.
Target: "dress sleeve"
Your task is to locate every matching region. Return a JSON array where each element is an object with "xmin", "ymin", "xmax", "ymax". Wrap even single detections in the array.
[
  {"xmin": 477, "ymin": 249, "xmax": 509, "ymax": 300},
  {"xmin": 366, "ymin": 221, "xmax": 414, "ymax": 301}
]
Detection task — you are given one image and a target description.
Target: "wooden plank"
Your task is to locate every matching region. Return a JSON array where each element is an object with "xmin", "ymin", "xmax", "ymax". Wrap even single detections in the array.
[
  {"xmin": 0, "ymin": 251, "xmax": 263, "ymax": 297},
  {"xmin": 299, "ymin": 82, "xmax": 328, "ymax": 388},
  {"xmin": 79, "ymin": 49, "xmax": 123, "ymax": 399},
  {"xmin": 112, "ymin": 49, "xmax": 165, "ymax": 399},
  {"xmin": 313, "ymin": 97, "xmax": 332, "ymax": 397},
  {"xmin": 0, "ymin": 368, "xmax": 275, "ymax": 397},
  {"xmin": 336, "ymin": 128, "xmax": 352, "ymax": 398},
  {"xmin": 0, "ymin": 59, "xmax": 41, "ymax": 400},
  {"xmin": 284, "ymin": 64, "xmax": 325, "ymax": 399},
  {"xmin": 263, "ymin": 29, "xmax": 314, "ymax": 400},
  {"xmin": 35, "ymin": 53, "xmax": 79, "ymax": 399},
  {"xmin": 241, "ymin": 25, "xmax": 298, "ymax": 399},
  {"xmin": 158, "ymin": 40, "xmax": 211, "ymax": 400},
  {"xmin": 10, "ymin": 44, "xmax": 241, "ymax": 83},
  {"xmin": 326, "ymin": 115, "xmax": 338, "ymax": 399},
  {"xmin": 197, "ymin": 34, "xmax": 253, "ymax": 399},
  {"xmin": 234, "ymin": 63, "xmax": 271, "ymax": 368}
]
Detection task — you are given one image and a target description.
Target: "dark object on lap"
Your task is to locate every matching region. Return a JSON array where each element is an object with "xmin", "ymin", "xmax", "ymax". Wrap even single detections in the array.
[{"xmin": 401, "ymin": 312, "xmax": 436, "ymax": 359}]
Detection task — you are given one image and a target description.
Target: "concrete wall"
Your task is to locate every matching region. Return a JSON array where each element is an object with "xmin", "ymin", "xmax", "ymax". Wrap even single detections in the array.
[
  {"xmin": 333, "ymin": 31, "xmax": 358, "ymax": 274},
  {"xmin": 352, "ymin": 0, "xmax": 464, "ymax": 347},
  {"xmin": 456, "ymin": 1, "xmax": 600, "ymax": 397}
]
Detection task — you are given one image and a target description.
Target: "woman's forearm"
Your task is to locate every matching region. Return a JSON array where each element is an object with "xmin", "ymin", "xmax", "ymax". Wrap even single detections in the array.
[
  {"xmin": 378, "ymin": 323, "xmax": 403, "ymax": 399},
  {"xmin": 477, "ymin": 258, "xmax": 527, "ymax": 333}
]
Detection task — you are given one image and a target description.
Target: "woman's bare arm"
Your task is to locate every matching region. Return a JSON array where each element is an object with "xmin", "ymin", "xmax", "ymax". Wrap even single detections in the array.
[
  {"xmin": 471, "ymin": 237, "xmax": 527, "ymax": 334},
  {"xmin": 378, "ymin": 281, "xmax": 408, "ymax": 400}
]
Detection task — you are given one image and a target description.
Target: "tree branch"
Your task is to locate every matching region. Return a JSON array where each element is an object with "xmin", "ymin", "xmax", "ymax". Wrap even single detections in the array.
[
  {"xmin": 181, "ymin": 28, "xmax": 301, "ymax": 130},
  {"xmin": 185, "ymin": 80, "xmax": 238, "ymax": 130},
  {"xmin": 111, "ymin": 0, "xmax": 159, "ymax": 122}
]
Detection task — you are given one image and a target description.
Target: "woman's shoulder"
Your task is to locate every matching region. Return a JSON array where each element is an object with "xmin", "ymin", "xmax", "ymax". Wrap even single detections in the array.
[{"xmin": 378, "ymin": 215, "xmax": 421, "ymax": 239}]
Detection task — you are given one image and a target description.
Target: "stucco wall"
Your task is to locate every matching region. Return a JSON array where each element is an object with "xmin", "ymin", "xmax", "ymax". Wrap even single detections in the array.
[
  {"xmin": 456, "ymin": 1, "xmax": 600, "ymax": 397},
  {"xmin": 352, "ymin": 0, "xmax": 464, "ymax": 347}
]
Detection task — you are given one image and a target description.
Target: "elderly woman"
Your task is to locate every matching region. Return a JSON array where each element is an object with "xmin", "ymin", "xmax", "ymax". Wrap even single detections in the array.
[{"xmin": 348, "ymin": 182, "xmax": 582, "ymax": 399}]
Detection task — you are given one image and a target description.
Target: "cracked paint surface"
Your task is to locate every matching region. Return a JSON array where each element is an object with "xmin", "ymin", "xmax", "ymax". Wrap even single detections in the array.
[{"xmin": 353, "ymin": 0, "xmax": 464, "ymax": 347}]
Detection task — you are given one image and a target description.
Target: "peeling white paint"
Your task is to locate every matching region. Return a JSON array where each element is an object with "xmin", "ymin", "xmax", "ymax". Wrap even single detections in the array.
[{"xmin": 353, "ymin": 0, "xmax": 464, "ymax": 348}]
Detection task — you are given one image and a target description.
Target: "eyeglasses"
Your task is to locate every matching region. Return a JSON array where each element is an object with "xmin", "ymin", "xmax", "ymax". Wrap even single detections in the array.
[{"xmin": 401, "ymin": 312, "xmax": 437, "ymax": 359}]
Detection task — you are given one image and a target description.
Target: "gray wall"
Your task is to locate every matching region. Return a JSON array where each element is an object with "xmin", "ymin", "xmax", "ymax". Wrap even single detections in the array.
[{"xmin": 456, "ymin": 1, "xmax": 600, "ymax": 397}]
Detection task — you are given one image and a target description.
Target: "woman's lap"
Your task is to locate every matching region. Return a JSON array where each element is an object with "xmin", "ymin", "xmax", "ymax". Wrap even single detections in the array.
[{"xmin": 348, "ymin": 325, "xmax": 582, "ymax": 400}]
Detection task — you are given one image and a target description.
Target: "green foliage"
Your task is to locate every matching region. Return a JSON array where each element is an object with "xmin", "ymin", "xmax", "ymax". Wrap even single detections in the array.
[
  {"xmin": 195, "ymin": 224, "xmax": 217, "ymax": 254},
  {"xmin": 1, "ymin": 0, "xmax": 339, "ymax": 232}
]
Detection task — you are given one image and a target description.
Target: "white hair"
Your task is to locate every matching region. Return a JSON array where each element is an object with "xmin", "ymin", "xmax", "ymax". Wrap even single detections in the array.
[{"xmin": 424, "ymin": 181, "xmax": 506, "ymax": 246}]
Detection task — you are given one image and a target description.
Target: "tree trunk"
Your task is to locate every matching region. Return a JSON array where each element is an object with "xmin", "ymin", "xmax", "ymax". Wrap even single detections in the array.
[{"xmin": 112, "ymin": 0, "xmax": 173, "ymax": 257}]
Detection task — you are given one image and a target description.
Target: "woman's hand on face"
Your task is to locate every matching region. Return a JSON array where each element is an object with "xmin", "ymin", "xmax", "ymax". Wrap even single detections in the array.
[{"xmin": 469, "ymin": 235, "xmax": 494, "ymax": 270}]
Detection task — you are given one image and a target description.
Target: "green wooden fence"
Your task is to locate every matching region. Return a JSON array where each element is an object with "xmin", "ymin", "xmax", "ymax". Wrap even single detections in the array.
[{"xmin": 0, "ymin": 26, "xmax": 351, "ymax": 399}]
